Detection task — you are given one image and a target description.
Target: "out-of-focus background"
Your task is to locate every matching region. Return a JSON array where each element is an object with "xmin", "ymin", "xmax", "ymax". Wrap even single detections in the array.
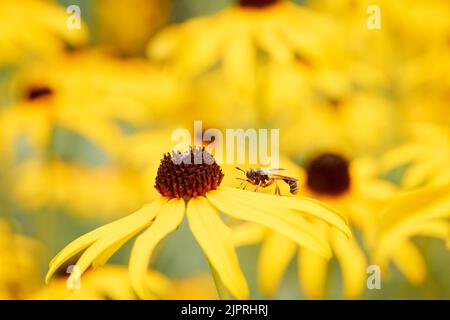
[{"xmin": 0, "ymin": 0, "xmax": 449, "ymax": 299}]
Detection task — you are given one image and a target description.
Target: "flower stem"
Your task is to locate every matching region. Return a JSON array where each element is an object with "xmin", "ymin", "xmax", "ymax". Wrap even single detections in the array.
[{"xmin": 208, "ymin": 260, "xmax": 233, "ymax": 300}]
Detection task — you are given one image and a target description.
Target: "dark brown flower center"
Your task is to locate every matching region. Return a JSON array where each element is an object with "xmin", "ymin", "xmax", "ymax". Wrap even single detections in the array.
[
  {"xmin": 26, "ymin": 86, "xmax": 53, "ymax": 101},
  {"xmin": 306, "ymin": 153, "xmax": 350, "ymax": 196},
  {"xmin": 155, "ymin": 147, "xmax": 224, "ymax": 199},
  {"xmin": 239, "ymin": 0, "xmax": 279, "ymax": 8}
]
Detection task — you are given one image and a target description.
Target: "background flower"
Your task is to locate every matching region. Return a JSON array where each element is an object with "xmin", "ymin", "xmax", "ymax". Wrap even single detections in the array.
[{"xmin": 0, "ymin": 0, "xmax": 448, "ymax": 300}]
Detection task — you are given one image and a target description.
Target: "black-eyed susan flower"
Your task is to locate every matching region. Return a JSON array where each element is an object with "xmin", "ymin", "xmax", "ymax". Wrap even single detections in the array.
[
  {"xmin": 46, "ymin": 147, "xmax": 350, "ymax": 300},
  {"xmin": 0, "ymin": 0, "xmax": 88, "ymax": 66},
  {"xmin": 34, "ymin": 265, "xmax": 216, "ymax": 300},
  {"xmin": 372, "ymin": 185, "xmax": 450, "ymax": 285},
  {"xmin": 232, "ymin": 153, "xmax": 396, "ymax": 298},
  {"xmin": 93, "ymin": 0, "xmax": 170, "ymax": 56},
  {"xmin": 0, "ymin": 50, "xmax": 185, "ymax": 161},
  {"xmin": 381, "ymin": 123, "xmax": 450, "ymax": 189},
  {"xmin": 376, "ymin": 122, "xmax": 450, "ymax": 286},
  {"xmin": 12, "ymin": 159, "xmax": 147, "ymax": 219},
  {"xmin": 147, "ymin": 0, "xmax": 346, "ymax": 96},
  {"xmin": 0, "ymin": 219, "xmax": 40, "ymax": 299},
  {"xmin": 278, "ymin": 92, "xmax": 399, "ymax": 158}
]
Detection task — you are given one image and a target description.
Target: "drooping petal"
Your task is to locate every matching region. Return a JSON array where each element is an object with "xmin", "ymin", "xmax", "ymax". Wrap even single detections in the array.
[
  {"xmin": 232, "ymin": 223, "xmax": 267, "ymax": 247},
  {"xmin": 219, "ymin": 186, "xmax": 351, "ymax": 238},
  {"xmin": 298, "ymin": 248, "xmax": 328, "ymax": 299},
  {"xmin": 129, "ymin": 198, "xmax": 185, "ymax": 299},
  {"xmin": 258, "ymin": 232, "xmax": 296, "ymax": 297},
  {"xmin": 391, "ymin": 240, "xmax": 427, "ymax": 285},
  {"xmin": 378, "ymin": 185, "xmax": 450, "ymax": 233},
  {"xmin": 222, "ymin": 23, "xmax": 255, "ymax": 95},
  {"xmin": 207, "ymin": 189, "xmax": 332, "ymax": 258},
  {"xmin": 331, "ymin": 229, "xmax": 367, "ymax": 299},
  {"xmin": 68, "ymin": 203, "xmax": 165, "ymax": 283},
  {"xmin": 187, "ymin": 196, "xmax": 249, "ymax": 300},
  {"xmin": 46, "ymin": 198, "xmax": 166, "ymax": 283},
  {"xmin": 173, "ymin": 19, "xmax": 226, "ymax": 76},
  {"xmin": 143, "ymin": 269, "xmax": 177, "ymax": 299}
]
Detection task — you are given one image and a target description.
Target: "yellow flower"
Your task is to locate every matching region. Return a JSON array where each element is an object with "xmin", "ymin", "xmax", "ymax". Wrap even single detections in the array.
[
  {"xmin": 0, "ymin": 0, "xmax": 88, "ymax": 66},
  {"xmin": 32, "ymin": 265, "xmax": 140, "ymax": 300},
  {"xmin": 233, "ymin": 153, "xmax": 396, "ymax": 298},
  {"xmin": 93, "ymin": 0, "xmax": 170, "ymax": 56},
  {"xmin": 32, "ymin": 265, "xmax": 216, "ymax": 300},
  {"xmin": 46, "ymin": 147, "xmax": 350, "ymax": 300},
  {"xmin": 377, "ymin": 122, "xmax": 450, "ymax": 285},
  {"xmin": 372, "ymin": 185, "xmax": 450, "ymax": 285},
  {"xmin": 0, "ymin": 50, "xmax": 185, "ymax": 161},
  {"xmin": 12, "ymin": 159, "xmax": 147, "ymax": 219},
  {"xmin": 0, "ymin": 219, "xmax": 40, "ymax": 299},
  {"xmin": 396, "ymin": 49, "xmax": 450, "ymax": 127},
  {"xmin": 147, "ymin": 0, "xmax": 345, "ymax": 96},
  {"xmin": 309, "ymin": 0, "xmax": 450, "ymax": 58},
  {"xmin": 381, "ymin": 123, "xmax": 450, "ymax": 189},
  {"xmin": 278, "ymin": 92, "xmax": 399, "ymax": 158}
]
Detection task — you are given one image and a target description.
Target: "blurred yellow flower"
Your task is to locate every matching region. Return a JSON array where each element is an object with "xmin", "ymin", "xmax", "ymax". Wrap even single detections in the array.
[
  {"xmin": 12, "ymin": 159, "xmax": 147, "ymax": 219},
  {"xmin": 381, "ymin": 123, "xmax": 450, "ymax": 189},
  {"xmin": 0, "ymin": 0, "xmax": 88, "ymax": 66},
  {"xmin": 94, "ymin": 0, "xmax": 170, "ymax": 56},
  {"xmin": 46, "ymin": 147, "xmax": 350, "ymax": 300},
  {"xmin": 233, "ymin": 154, "xmax": 396, "ymax": 299},
  {"xmin": 372, "ymin": 186, "xmax": 450, "ymax": 285},
  {"xmin": 375, "ymin": 123, "xmax": 450, "ymax": 286},
  {"xmin": 0, "ymin": 219, "xmax": 40, "ymax": 299},
  {"xmin": 32, "ymin": 265, "xmax": 216, "ymax": 300},
  {"xmin": 0, "ymin": 50, "xmax": 185, "ymax": 161},
  {"xmin": 279, "ymin": 92, "xmax": 399, "ymax": 158},
  {"xmin": 396, "ymin": 49, "xmax": 450, "ymax": 127},
  {"xmin": 147, "ymin": 0, "xmax": 346, "ymax": 97}
]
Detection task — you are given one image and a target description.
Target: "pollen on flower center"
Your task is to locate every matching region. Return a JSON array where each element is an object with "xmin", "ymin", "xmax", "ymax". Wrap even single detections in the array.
[
  {"xmin": 306, "ymin": 153, "xmax": 351, "ymax": 195},
  {"xmin": 154, "ymin": 146, "xmax": 224, "ymax": 199},
  {"xmin": 26, "ymin": 86, "xmax": 53, "ymax": 101},
  {"xmin": 239, "ymin": 0, "xmax": 279, "ymax": 8}
]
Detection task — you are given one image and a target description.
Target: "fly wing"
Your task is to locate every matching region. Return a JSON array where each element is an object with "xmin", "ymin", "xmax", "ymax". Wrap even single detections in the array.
[
  {"xmin": 268, "ymin": 174, "xmax": 299, "ymax": 181},
  {"xmin": 259, "ymin": 168, "xmax": 285, "ymax": 174}
]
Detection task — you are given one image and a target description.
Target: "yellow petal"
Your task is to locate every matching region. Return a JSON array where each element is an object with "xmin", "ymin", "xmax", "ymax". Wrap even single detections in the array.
[
  {"xmin": 298, "ymin": 248, "xmax": 328, "ymax": 299},
  {"xmin": 374, "ymin": 219, "xmax": 449, "ymax": 267},
  {"xmin": 174, "ymin": 20, "xmax": 225, "ymax": 75},
  {"xmin": 129, "ymin": 198, "xmax": 185, "ymax": 299},
  {"xmin": 187, "ymin": 196, "xmax": 249, "ymax": 300},
  {"xmin": 258, "ymin": 232, "xmax": 296, "ymax": 297},
  {"xmin": 256, "ymin": 24, "xmax": 292, "ymax": 63},
  {"xmin": 207, "ymin": 188, "xmax": 332, "ymax": 258},
  {"xmin": 232, "ymin": 223, "xmax": 267, "ymax": 247},
  {"xmin": 380, "ymin": 144, "xmax": 421, "ymax": 172},
  {"xmin": 391, "ymin": 240, "xmax": 427, "ymax": 285},
  {"xmin": 378, "ymin": 185, "xmax": 450, "ymax": 233},
  {"xmin": 221, "ymin": 186, "xmax": 351, "ymax": 238},
  {"xmin": 331, "ymin": 229, "xmax": 367, "ymax": 299},
  {"xmin": 46, "ymin": 198, "xmax": 166, "ymax": 283},
  {"xmin": 144, "ymin": 269, "xmax": 176, "ymax": 299},
  {"xmin": 222, "ymin": 24, "xmax": 255, "ymax": 95},
  {"xmin": 402, "ymin": 159, "xmax": 442, "ymax": 189},
  {"xmin": 69, "ymin": 206, "xmax": 162, "ymax": 282}
]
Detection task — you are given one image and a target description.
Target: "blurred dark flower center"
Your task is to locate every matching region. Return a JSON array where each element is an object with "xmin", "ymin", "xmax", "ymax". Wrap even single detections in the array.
[
  {"xmin": 239, "ymin": 0, "xmax": 279, "ymax": 8},
  {"xmin": 155, "ymin": 146, "xmax": 224, "ymax": 199},
  {"xmin": 26, "ymin": 86, "xmax": 53, "ymax": 101},
  {"xmin": 306, "ymin": 153, "xmax": 351, "ymax": 195}
]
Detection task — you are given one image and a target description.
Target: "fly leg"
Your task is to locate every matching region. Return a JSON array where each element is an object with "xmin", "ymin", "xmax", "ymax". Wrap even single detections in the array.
[
  {"xmin": 236, "ymin": 177, "xmax": 251, "ymax": 190},
  {"xmin": 274, "ymin": 182, "xmax": 281, "ymax": 196},
  {"xmin": 261, "ymin": 178, "xmax": 278, "ymax": 195}
]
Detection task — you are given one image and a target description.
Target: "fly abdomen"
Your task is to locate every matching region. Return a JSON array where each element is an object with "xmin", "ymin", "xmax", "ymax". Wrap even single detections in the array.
[{"xmin": 284, "ymin": 179, "xmax": 299, "ymax": 194}]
